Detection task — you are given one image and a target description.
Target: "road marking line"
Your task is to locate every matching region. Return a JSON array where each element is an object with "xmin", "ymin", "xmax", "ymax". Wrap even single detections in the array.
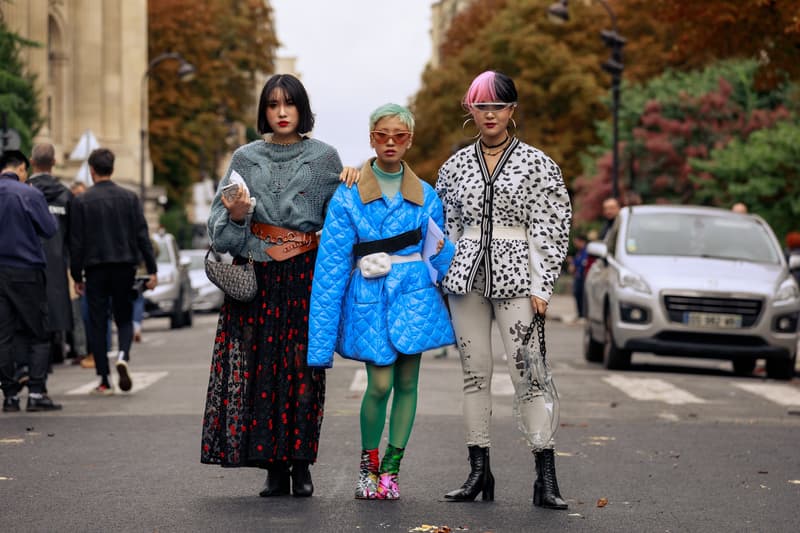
[
  {"xmin": 603, "ymin": 375, "xmax": 706, "ymax": 405},
  {"xmin": 733, "ymin": 382, "xmax": 800, "ymax": 406},
  {"xmin": 349, "ymin": 369, "xmax": 368, "ymax": 392},
  {"xmin": 66, "ymin": 371, "xmax": 168, "ymax": 395}
]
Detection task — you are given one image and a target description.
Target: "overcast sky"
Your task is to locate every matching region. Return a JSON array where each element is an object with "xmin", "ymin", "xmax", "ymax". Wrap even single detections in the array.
[{"xmin": 270, "ymin": 1, "xmax": 435, "ymax": 167}]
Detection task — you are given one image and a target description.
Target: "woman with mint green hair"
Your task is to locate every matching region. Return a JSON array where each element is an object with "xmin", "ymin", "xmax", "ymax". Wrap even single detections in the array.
[{"xmin": 308, "ymin": 103, "xmax": 456, "ymax": 500}]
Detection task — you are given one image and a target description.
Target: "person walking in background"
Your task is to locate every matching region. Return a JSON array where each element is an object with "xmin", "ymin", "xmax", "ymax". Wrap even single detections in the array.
[
  {"xmin": 200, "ymin": 74, "xmax": 356, "ymax": 498},
  {"xmin": 731, "ymin": 202, "xmax": 748, "ymax": 214},
  {"xmin": 568, "ymin": 233, "xmax": 588, "ymax": 320},
  {"xmin": 436, "ymin": 71, "xmax": 572, "ymax": 509},
  {"xmin": 0, "ymin": 150, "xmax": 61, "ymax": 412},
  {"xmin": 599, "ymin": 197, "xmax": 620, "ymax": 239},
  {"xmin": 67, "ymin": 181, "xmax": 91, "ymax": 366},
  {"xmin": 308, "ymin": 104, "xmax": 455, "ymax": 500},
  {"xmin": 69, "ymin": 148, "xmax": 158, "ymax": 395},
  {"xmin": 27, "ymin": 143, "xmax": 73, "ymax": 366},
  {"xmin": 785, "ymin": 231, "xmax": 800, "ymax": 286}
]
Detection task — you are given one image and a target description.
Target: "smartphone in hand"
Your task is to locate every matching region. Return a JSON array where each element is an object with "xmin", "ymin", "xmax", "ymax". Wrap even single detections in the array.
[{"xmin": 221, "ymin": 183, "xmax": 240, "ymax": 201}]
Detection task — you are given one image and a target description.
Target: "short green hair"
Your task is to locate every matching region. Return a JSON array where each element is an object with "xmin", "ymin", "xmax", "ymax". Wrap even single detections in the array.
[{"xmin": 369, "ymin": 103, "xmax": 415, "ymax": 131}]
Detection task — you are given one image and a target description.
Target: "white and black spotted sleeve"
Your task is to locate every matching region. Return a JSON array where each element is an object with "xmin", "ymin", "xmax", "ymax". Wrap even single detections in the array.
[
  {"xmin": 526, "ymin": 154, "xmax": 572, "ymax": 301},
  {"xmin": 435, "ymin": 156, "xmax": 464, "ymax": 242}
]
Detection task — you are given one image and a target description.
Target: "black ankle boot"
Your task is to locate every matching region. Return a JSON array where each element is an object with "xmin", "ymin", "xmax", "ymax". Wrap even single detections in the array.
[
  {"xmin": 259, "ymin": 463, "xmax": 290, "ymax": 497},
  {"xmin": 533, "ymin": 449, "xmax": 567, "ymax": 510},
  {"xmin": 444, "ymin": 445, "xmax": 494, "ymax": 501},
  {"xmin": 291, "ymin": 460, "xmax": 313, "ymax": 497}
]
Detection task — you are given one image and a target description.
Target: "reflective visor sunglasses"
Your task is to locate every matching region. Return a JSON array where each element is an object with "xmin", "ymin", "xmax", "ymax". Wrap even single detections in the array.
[
  {"xmin": 469, "ymin": 102, "xmax": 517, "ymax": 112},
  {"xmin": 370, "ymin": 130, "xmax": 412, "ymax": 144}
]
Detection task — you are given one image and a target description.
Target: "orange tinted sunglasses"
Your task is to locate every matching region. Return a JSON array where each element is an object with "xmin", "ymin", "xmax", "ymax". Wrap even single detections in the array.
[{"xmin": 370, "ymin": 130, "xmax": 412, "ymax": 145}]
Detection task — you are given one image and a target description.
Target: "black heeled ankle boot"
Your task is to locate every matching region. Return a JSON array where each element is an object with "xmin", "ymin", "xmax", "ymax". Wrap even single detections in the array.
[
  {"xmin": 533, "ymin": 449, "xmax": 568, "ymax": 510},
  {"xmin": 444, "ymin": 445, "xmax": 494, "ymax": 501},
  {"xmin": 291, "ymin": 460, "xmax": 314, "ymax": 497},
  {"xmin": 259, "ymin": 463, "xmax": 290, "ymax": 497}
]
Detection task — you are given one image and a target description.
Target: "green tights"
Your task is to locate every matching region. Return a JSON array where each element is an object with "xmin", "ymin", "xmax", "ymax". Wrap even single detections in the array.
[{"xmin": 360, "ymin": 354, "xmax": 421, "ymax": 451}]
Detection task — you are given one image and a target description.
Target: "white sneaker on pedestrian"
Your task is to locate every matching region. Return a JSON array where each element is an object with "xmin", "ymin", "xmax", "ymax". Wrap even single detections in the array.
[{"xmin": 115, "ymin": 360, "xmax": 132, "ymax": 392}]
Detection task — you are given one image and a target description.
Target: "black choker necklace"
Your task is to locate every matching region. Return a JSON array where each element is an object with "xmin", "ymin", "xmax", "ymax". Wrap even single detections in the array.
[{"xmin": 480, "ymin": 136, "xmax": 509, "ymax": 149}]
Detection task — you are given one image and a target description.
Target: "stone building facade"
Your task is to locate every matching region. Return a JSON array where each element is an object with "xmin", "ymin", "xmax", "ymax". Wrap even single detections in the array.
[
  {"xmin": 430, "ymin": 0, "xmax": 477, "ymax": 68},
  {"xmin": 2, "ymin": 0, "xmax": 151, "ymax": 199}
]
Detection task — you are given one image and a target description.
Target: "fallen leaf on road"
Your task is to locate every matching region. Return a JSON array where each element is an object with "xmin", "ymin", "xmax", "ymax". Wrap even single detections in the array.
[
  {"xmin": 597, "ymin": 498, "xmax": 608, "ymax": 508},
  {"xmin": 757, "ymin": 470, "xmax": 768, "ymax": 474}
]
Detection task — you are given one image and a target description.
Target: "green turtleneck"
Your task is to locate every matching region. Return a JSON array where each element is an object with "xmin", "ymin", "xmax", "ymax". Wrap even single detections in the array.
[{"xmin": 371, "ymin": 161, "xmax": 403, "ymax": 200}]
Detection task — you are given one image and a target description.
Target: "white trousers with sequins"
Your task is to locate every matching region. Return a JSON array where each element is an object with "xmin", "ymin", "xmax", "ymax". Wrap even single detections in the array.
[{"xmin": 449, "ymin": 292, "xmax": 553, "ymax": 449}]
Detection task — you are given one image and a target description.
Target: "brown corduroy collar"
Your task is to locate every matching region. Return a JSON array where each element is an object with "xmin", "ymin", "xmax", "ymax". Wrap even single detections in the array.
[{"xmin": 357, "ymin": 158, "xmax": 424, "ymax": 206}]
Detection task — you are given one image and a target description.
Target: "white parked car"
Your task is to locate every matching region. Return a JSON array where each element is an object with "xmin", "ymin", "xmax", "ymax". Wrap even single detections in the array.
[
  {"xmin": 143, "ymin": 233, "xmax": 193, "ymax": 329},
  {"xmin": 583, "ymin": 205, "xmax": 800, "ymax": 380},
  {"xmin": 180, "ymin": 249, "xmax": 226, "ymax": 312}
]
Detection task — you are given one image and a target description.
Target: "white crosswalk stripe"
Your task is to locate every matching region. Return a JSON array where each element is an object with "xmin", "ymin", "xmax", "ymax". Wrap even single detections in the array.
[
  {"xmin": 732, "ymin": 382, "xmax": 800, "ymax": 406},
  {"xmin": 602, "ymin": 375, "xmax": 707, "ymax": 405},
  {"xmin": 66, "ymin": 371, "xmax": 168, "ymax": 395},
  {"xmin": 349, "ymin": 368, "xmax": 368, "ymax": 392}
]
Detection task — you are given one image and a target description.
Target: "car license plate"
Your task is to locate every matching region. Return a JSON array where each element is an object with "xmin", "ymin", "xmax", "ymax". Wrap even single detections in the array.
[{"xmin": 683, "ymin": 312, "xmax": 742, "ymax": 329}]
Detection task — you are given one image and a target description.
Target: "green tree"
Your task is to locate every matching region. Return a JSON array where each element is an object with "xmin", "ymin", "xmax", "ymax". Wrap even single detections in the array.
[
  {"xmin": 0, "ymin": 8, "xmax": 42, "ymax": 155},
  {"xmin": 573, "ymin": 60, "xmax": 797, "ymax": 224},
  {"xmin": 148, "ymin": 0, "xmax": 277, "ymax": 205},
  {"xmin": 691, "ymin": 120, "xmax": 800, "ymax": 239},
  {"xmin": 409, "ymin": 0, "xmax": 612, "ymax": 183}
]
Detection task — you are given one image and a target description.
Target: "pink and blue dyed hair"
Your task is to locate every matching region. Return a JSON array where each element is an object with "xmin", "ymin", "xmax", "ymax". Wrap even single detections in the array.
[{"xmin": 462, "ymin": 71, "xmax": 519, "ymax": 108}]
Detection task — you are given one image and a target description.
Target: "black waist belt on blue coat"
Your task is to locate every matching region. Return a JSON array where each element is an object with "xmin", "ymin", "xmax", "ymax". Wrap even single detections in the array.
[{"xmin": 352, "ymin": 226, "xmax": 422, "ymax": 257}]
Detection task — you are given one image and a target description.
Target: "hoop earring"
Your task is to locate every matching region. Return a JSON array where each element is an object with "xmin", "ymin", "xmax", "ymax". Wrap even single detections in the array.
[
  {"xmin": 508, "ymin": 118, "xmax": 518, "ymax": 134},
  {"xmin": 462, "ymin": 117, "xmax": 481, "ymax": 139}
]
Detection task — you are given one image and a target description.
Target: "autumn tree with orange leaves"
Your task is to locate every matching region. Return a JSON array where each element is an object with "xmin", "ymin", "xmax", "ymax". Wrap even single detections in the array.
[{"xmin": 147, "ymin": 0, "xmax": 276, "ymax": 206}]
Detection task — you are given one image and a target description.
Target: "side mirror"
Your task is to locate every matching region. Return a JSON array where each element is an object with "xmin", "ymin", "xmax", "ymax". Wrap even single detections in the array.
[
  {"xmin": 789, "ymin": 254, "xmax": 800, "ymax": 271},
  {"xmin": 586, "ymin": 241, "xmax": 608, "ymax": 259}
]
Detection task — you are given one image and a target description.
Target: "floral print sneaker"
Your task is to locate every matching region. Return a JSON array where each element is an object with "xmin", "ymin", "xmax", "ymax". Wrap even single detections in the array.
[
  {"xmin": 355, "ymin": 449, "xmax": 380, "ymax": 499},
  {"xmin": 377, "ymin": 473, "xmax": 400, "ymax": 500}
]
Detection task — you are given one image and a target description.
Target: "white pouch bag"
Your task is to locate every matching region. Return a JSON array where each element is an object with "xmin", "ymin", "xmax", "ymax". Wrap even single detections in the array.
[{"xmin": 358, "ymin": 252, "xmax": 392, "ymax": 279}]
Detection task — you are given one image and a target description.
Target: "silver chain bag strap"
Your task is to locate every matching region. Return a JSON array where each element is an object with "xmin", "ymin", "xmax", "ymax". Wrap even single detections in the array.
[{"xmin": 204, "ymin": 246, "xmax": 257, "ymax": 303}]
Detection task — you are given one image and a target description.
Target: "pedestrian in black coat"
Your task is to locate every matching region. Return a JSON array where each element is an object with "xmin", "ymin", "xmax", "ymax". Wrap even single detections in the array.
[{"xmin": 28, "ymin": 144, "xmax": 73, "ymax": 362}]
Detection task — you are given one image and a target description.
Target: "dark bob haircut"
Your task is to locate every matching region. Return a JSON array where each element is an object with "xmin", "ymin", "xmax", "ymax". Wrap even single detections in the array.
[{"xmin": 257, "ymin": 74, "xmax": 314, "ymax": 135}]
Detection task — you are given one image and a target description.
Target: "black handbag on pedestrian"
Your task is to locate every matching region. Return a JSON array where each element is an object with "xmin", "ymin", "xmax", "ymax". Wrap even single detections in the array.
[{"xmin": 204, "ymin": 246, "xmax": 257, "ymax": 303}]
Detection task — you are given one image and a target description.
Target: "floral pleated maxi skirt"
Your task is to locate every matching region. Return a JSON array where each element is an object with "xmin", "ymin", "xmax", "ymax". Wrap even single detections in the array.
[{"xmin": 201, "ymin": 251, "xmax": 325, "ymax": 468}]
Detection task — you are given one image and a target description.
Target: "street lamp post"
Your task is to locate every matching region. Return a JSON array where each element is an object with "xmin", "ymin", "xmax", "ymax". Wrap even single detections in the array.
[
  {"xmin": 548, "ymin": 0, "xmax": 626, "ymax": 200},
  {"xmin": 140, "ymin": 52, "xmax": 196, "ymax": 202}
]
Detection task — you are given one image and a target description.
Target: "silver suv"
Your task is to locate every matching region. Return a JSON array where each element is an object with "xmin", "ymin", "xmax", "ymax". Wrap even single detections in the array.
[
  {"xmin": 583, "ymin": 205, "xmax": 800, "ymax": 380},
  {"xmin": 143, "ymin": 233, "xmax": 193, "ymax": 329}
]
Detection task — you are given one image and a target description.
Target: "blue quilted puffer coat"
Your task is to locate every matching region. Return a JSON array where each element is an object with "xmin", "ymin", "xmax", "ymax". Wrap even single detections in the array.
[{"xmin": 307, "ymin": 160, "xmax": 456, "ymax": 368}]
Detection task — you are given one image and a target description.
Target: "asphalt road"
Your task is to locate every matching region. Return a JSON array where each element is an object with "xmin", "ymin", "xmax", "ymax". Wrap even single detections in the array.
[{"xmin": 2, "ymin": 304, "xmax": 799, "ymax": 533}]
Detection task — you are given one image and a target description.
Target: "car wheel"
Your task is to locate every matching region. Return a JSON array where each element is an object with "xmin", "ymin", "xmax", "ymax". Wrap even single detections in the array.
[
  {"xmin": 765, "ymin": 352, "xmax": 796, "ymax": 381},
  {"xmin": 603, "ymin": 312, "xmax": 631, "ymax": 370},
  {"xmin": 731, "ymin": 358, "xmax": 756, "ymax": 377},
  {"xmin": 170, "ymin": 293, "xmax": 184, "ymax": 329},
  {"xmin": 583, "ymin": 320, "xmax": 603, "ymax": 363}
]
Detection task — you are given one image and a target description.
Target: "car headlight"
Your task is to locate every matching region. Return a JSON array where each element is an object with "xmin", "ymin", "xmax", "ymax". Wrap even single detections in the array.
[
  {"xmin": 775, "ymin": 277, "xmax": 800, "ymax": 305},
  {"xmin": 618, "ymin": 266, "xmax": 651, "ymax": 294}
]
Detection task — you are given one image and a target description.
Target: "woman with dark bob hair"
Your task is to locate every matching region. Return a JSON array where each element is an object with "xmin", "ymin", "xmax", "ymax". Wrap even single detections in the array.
[
  {"xmin": 200, "ymin": 74, "xmax": 355, "ymax": 497},
  {"xmin": 436, "ymin": 71, "xmax": 572, "ymax": 509}
]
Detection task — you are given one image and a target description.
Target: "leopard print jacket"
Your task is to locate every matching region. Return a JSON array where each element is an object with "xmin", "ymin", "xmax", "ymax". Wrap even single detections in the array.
[{"xmin": 435, "ymin": 138, "xmax": 572, "ymax": 301}]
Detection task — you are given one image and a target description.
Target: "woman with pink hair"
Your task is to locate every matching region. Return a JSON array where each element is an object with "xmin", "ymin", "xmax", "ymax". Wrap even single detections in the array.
[{"xmin": 436, "ymin": 71, "xmax": 572, "ymax": 509}]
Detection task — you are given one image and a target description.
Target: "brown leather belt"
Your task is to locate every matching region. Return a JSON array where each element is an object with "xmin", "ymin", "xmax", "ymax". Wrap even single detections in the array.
[{"xmin": 251, "ymin": 221, "xmax": 319, "ymax": 261}]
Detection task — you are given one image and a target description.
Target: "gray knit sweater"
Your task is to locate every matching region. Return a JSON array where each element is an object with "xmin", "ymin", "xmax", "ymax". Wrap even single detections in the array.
[{"xmin": 208, "ymin": 138, "xmax": 343, "ymax": 261}]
